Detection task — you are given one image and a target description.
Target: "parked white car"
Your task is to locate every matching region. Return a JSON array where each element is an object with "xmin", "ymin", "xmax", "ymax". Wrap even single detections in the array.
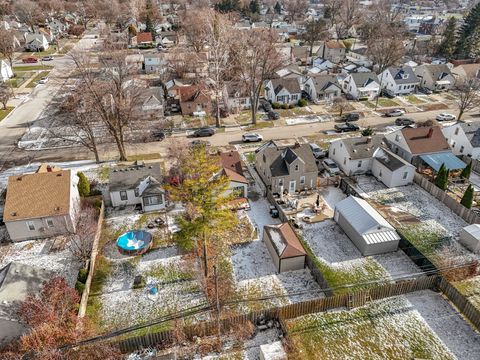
[
  {"xmin": 242, "ymin": 133, "xmax": 263, "ymax": 142},
  {"xmin": 38, "ymin": 77, "xmax": 48, "ymax": 84},
  {"xmin": 436, "ymin": 113, "xmax": 456, "ymax": 121},
  {"xmin": 385, "ymin": 109, "xmax": 405, "ymax": 117},
  {"xmin": 322, "ymin": 159, "xmax": 340, "ymax": 175}
]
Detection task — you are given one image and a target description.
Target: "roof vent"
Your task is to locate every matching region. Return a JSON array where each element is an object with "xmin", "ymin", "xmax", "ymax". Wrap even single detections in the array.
[
  {"xmin": 11, "ymin": 212, "xmax": 16, "ymax": 216},
  {"xmin": 54, "ymin": 207, "xmax": 60, "ymax": 211},
  {"xmin": 56, "ymin": 173, "xmax": 62, "ymax": 177},
  {"xmin": 113, "ymin": 169, "xmax": 117, "ymax": 172},
  {"xmin": 16, "ymin": 177, "xmax": 22, "ymax": 181},
  {"xmin": 148, "ymin": 166, "xmax": 153, "ymax": 169}
]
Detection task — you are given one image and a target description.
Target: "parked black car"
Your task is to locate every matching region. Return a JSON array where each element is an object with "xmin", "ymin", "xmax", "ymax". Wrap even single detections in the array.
[
  {"xmin": 334, "ymin": 122, "xmax": 360, "ymax": 133},
  {"xmin": 268, "ymin": 110, "xmax": 280, "ymax": 120},
  {"xmin": 381, "ymin": 89, "xmax": 396, "ymax": 98},
  {"xmin": 193, "ymin": 128, "xmax": 215, "ymax": 137},
  {"xmin": 151, "ymin": 130, "xmax": 166, "ymax": 141},
  {"xmin": 395, "ymin": 117, "xmax": 415, "ymax": 126},
  {"xmin": 340, "ymin": 112, "xmax": 360, "ymax": 122},
  {"xmin": 261, "ymin": 101, "xmax": 272, "ymax": 112}
]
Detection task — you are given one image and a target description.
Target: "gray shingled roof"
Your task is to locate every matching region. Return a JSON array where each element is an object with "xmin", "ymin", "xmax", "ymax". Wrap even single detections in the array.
[
  {"xmin": 309, "ymin": 74, "xmax": 341, "ymax": 93},
  {"xmin": 342, "ymin": 135, "xmax": 386, "ymax": 160},
  {"xmin": 269, "ymin": 78, "xmax": 301, "ymax": 95},
  {"xmin": 387, "ymin": 66, "xmax": 418, "ymax": 85},
  {"xmin": 460, "ymin": 121, "xmax": 480, "ymax": 148},
  {"xmin": 350, "ymin": 72, "xmax": 379, "ymax": 87},
  {"xmin": 420, "ymin": 64, "xmax": 452, "ymax": 80},
  {"xmin": 109, "ymin": 161, "xmax": 162, "ymax": 192},
  {"xmin": 261, "ymin": 143, "xmax": 317, "ymax": 177},
  {"xmin": 374, "ymin": 147, "xmax": 412, "ymax": 171}
]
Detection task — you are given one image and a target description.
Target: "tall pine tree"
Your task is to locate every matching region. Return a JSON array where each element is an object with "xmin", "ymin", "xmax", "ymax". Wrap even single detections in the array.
[
  {"xmin": 437, "ymin": 17, "xmax": 457, "ymax": 59},
  {"xmin": 461, "ymin": 184, "xmax": 474, "ymax": 209},
  {"xmin": 455, "ymin": 3, "xmax": 480, "ymax": 59},
  {"xmin": 461, "ymin": 162, "xmax": 472, "ymax": 180},
  {"xmin": 249, "ymin": 0, "xmax": 260, "ymax": 14},
  {"xmin": 435, "ymin": 163, "xmax": 449, "ymax": 191}
]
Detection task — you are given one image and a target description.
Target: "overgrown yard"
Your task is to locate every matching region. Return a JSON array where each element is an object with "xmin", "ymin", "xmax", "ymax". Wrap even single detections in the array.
[
  {"xmin": 285, "ymin": 294, "xmax": 457, "ymax": 360},
  {"xmin": 453, "ymin": 275, "xmax": 480, "ymax": 311},
  {"xmin": 405, "ymin": 95, "xmax": 426, "ymax": 104}
]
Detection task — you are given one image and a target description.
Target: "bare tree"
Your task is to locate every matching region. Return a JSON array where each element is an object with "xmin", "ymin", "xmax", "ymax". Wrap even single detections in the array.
[
  {"xmin": 456, "ymin": 77, "xmax": 480, "ymax": 120},
  {"xmin": 68, "ymin": 202, "xmax": 98, "ymax": 263},
  {"xmin": 0, "ymin": 83, "xmax": 13, "ymax": 110},
  {"xmin": 284, "ymin": 0, "xmax": 308, "ymax": 22},
  {"xmin": 0, "ymin": 29, "xmax": 18, "ymax": 68},
  {"xmin": 331, "ymin": 96, "xmax": 349, "ymax": 116},
  {"xmin": 301, "ymin": 19, "xmax": 329, "ymax": 57},
  {"xmin": 14, "ymin": 0, "xmax": 42, "ymax": 32},
  {"xmin": 181, "ymin": 10, "xmax": 210, "ymax": 53},
  {"xmin": 231, "ymin": 28, "xmax": 286, "ymax": 124},
  {"xmin": 325, "ymin": 0, "xmax": 362, "ymax": 39}
]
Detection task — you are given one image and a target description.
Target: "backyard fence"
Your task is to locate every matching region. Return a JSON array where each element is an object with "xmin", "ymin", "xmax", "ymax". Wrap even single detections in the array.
[
  {"xmin": 78, "ymin": 200, "xmax": 105, "ymax": 318},
  {"xmin": 461, "ymin": 155, "xmax": 480, "ymax": 173},
  {"xmin": 413, "ymin": 173, "xmax": 480, "ymax": 224}
]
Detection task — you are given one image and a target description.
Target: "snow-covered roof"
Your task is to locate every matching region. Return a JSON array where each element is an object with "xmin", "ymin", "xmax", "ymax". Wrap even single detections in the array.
[
  {"xmin": 461, "ymin": 224, "xmax": 480, "ymax": 240},
  {"xmin": 335, "ymin": 196, "xmax": 400, "ymax": 245}
]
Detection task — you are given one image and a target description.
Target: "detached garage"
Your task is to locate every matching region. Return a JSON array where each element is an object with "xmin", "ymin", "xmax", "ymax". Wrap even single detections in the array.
[
  {"xmin": 263, "ymin": 223, "xmax": 307, "ymax": 273},
  {"xmin": 334, "ymin": 196, "xmax": 400, "ymax": 256},
  {"xmin": 459, "ymin": 224, "xmax": 480, "ymax": 253}
]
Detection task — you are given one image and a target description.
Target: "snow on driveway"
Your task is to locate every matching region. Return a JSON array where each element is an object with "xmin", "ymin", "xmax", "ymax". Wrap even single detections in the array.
[
  {"xmin": 406, "ymin": 290, "xmax": 480, "ymax": 360},
  {"xmin": 246, "ymin": 198, "xmax": 281, "ymax": 238}
]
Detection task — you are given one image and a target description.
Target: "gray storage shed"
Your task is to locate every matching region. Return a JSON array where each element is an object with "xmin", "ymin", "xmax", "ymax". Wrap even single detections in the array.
[
  {"xmin": 334, "ymin": 196, "xmax": 400, "ymax": 256},
  {"xmin": 459, "ymin": 224, "xmax": 480, "ymax": 253}
]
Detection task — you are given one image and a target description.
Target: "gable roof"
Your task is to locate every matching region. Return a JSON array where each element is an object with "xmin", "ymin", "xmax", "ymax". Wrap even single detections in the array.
[
  {"xmin": 401, "ymin": 126, "xmax": 450, "ymax": 155},
  {"xmin": 220, "ymin": 151, "xmax": 248, "ymax": 184},
  {"xmin": 454, "ymin": 64, "xmax": 480, "ymax": 79},
  {"xmin": 325, "ymin": 40, "xmax": 345, "ymax": 49},
  {"xmin": 136, "ymin": 32, "xmax": 153, "ymax": 43},
  {"xmin": 109, "ymin": 161, "xmax": 162, "ymax": 192},
  {"xmin": 373, "ymin": 147, "xmax": 414, "ymax": 171},
  {"xmin": 387, "ymin": 66, "xmax": 418, "ymax": 84},
  {"xmin": 340, "ymin": 135, "xmax": 386, "ymax": 160},
  {"xmin": 419, "ymin": 64, "xmax": 452, "ymax": 80},
  {"xmin": 349, "ymin": 72, "xmax": 379, "ymax": 87},
  {"xmin": 268, "ymin": 78, "xmax": 301, "ymax": 95},
  {"xmin": 308, "ymin": 74, "xmax": 340, "ymax": 93},
  {"xmin": 178, "ymin": 85, "xmax": 209, "ymax": 103},
  {"xmin": 264, "ymin": 223, "xmax": 306, "ymax": 259},
  {"xmin": 260, "ymin": 143, "xmax": 317, "ymax": 177},
  {"xmin": 459, "ymin": 121, "xmax": 480, "ymax": 147},
  {"xmin": 3, "ymin": 170, "xmax": 72, "ymax": 222}
]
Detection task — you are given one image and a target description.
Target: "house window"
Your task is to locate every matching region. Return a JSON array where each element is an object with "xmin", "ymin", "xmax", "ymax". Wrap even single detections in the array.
[
  {"xmin": 46, "ymin": 219, "xmax": 54, "ymax": 228},
  {"xmin": 144, "ymin": 195, "xmax": 163, "ymax": 206},
  {"xmin": 343, "ymin": 157, "xmax": 346, "ymax": 165},
  {"xmin": 278, "ymin": 178, "xmax": 284, "ymax": 187},
  {"xmin": 120, "ymin": 191, "xmax": 128, "ymax": 201},
  {"xmin": 340, "ymin": 143, "xmax": 342, "ymax": 148},
  {"xmin": 134, "ymin": 188, "xmax": 139, "ymax": 197},
  {"xmin": 27, "ymin": 221, "xmax": 35, "ymax": 231},
  {"xmin": 395, "ymin": 134, "xmax": 400, "ymax": 142},
  {"xmin": 292, "ymin": 94, "xmax": 298, "ymax": 101},
  {"xmin": 333, "ymin": 148, "xmax": 336, "ymax": 155},
  {"xmin": 452, "ymin": 141, "xmax": 456, "ymax": 148},
  {"xmin": 357, "ymin": 160, "xmax": 362, "ymax": 168},
  {"xmin": 454, "ymin": 128, "xmax": 459, "ymax": 135},
  {"xmin": 403, "ymin": 171, "xmax": 408, "ymax": 179},
  {"xmin": 460, "ymin": 145, "xmax": 465, "ymax": 153},
  {"xmin": 295, "ymin": 164, "xmax": 299, "ymax": 171},
  {"xmin": 300, "ymin": 176, "xmax": 305, "ymax": 185},
  {"xmin": 379, "ymin": 170, "xmax": 382, "ymax": 177}
]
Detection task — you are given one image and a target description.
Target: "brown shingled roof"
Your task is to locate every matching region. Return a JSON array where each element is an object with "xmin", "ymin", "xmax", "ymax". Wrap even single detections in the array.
[
  {"xmin": 401, "ymin": 126, "xmax": 450, "ymax": 155},
  {"xmin": 220, "ymin": 151, "xmax": 248, "ymax": 184},
  {"xmin": 3, "ymin": 170, "xmax": 72, "ymax": 222},
  {"xmin": 265, "ymin": 223, "xmax": 306, "ymax": 259},
  {"xmin": 136, "ymin": 32, "xmax": 153, "ymax": 43}
]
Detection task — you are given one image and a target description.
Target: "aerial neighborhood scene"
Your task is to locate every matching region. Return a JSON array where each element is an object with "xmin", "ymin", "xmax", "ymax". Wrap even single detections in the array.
[{"xmin": 1, "ymin": 0, "xmax": 480, "ymax": 359}]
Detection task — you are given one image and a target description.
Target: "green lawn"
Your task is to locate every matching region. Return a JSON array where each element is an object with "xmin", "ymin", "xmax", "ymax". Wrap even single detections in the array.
[
  {"xmin": 13, "ymin": 65, "xmax": 53, "ymax": 72},
  {"xmin": 28, "ymin": 46, "xmax": 57, "ymax": 56},
  {"xmin": 366, "ymin": 98, "xmax": 400, "ymax": 108},
  {"xmin": 406, "ymin": 95, "xmax": 426, "ymax": 105},
  {"xmin": 0, "ymin": 107, "xmax": 14, "ymax": 121},
  {"xmin": 245, "ymin": 121, "xmax": 274, "ymax": 130},
  {"xmin": 453, "ymin": 276, "xmax": 480, "ymax": 311},
  {"xmin": 25, "ymin": 70, "xmax": 51, "ymax": 88},
  {"xmin": 286, "ymin": 296, "xmax": 455, "ymax": 360},
  {"xmin": 8, "ymin": 71, "xmax": 35, "ymax": 88}
]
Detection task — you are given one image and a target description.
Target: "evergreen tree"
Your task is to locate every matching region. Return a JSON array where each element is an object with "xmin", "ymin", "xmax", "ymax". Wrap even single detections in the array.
[
  {"xmin": 77, "ymin": 172, "xmax": 90, "ymax": 197},
  {"xmin": 437, "ymin": 17, "xmax": 457, "ymax": 59},
  {"xmin": 461, "ymin": 184, "xmax": 474, "ymax": 209},
  {"xmin": 461, "ymin": 162, "xmax": 472, "ymax": 179},
  {"xmin": 434, "ymin": 164, "xmax": 449, "ymax": 191},
  {"xmin": 249, "ymin": 0, "xmax": 259, "ymax": 14},
  {"xmin": 144, "ymin": 0, "xmax": 156, "ymax": 39},
  {"xmin": 274, "ymin": 1, "xmax": 282, "ymax": 14},
  {"xmin": 455, "ymin": 3, "xmax": 480, "ymax": 59},
  {"xmin": 215, "ymin": 0, "xmax": 241, "ymax": 13}
]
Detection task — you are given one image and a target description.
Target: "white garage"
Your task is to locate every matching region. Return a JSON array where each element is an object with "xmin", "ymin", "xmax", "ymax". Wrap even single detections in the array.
[
  {"xmin": 334, "ymin": 196, "xmax": 400, "ymax": 256},
  {"xmin": 459, "ymin": 224, "xmax": 480, "ymax": 253}
]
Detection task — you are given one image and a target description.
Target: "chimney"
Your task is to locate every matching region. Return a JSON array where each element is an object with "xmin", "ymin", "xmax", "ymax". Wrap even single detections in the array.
[
  {"xmin": 427, "ymin": 128, "xmax": 434, "ymax": 138},
  {"xmin": 366, "ymin": 136, "xmax": 372, "ymax": 144},
  {"xmin": 47, "ymin": 165, "xmax": 52, "ymax": 172},
  {"xmin": 293, "ymin": 142, "xmax": 300, "ymax": 149}
]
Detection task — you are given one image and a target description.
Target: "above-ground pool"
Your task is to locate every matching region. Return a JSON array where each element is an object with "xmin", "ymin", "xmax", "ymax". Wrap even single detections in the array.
[{"xmin": 117, "ymin": 230, "xmax": 153, "ymax": 255}]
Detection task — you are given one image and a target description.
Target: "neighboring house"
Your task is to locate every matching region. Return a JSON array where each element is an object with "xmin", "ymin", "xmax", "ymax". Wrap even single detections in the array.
[
  {"xmin": 37, "ymin": 28, "xmax": 55, "ymax": 43},
  {"xmin": 311, "ymin": 58, "xmax": 334, "ymax": 73},
  {"xmin": 303, "ymin": 74, "xmax": 341, "ymax": 102},
  {"xmin": 108, "ymin": 161, "xmax": 166, "ymax": 212},
  {"xmin": 459, "ymin": 224, "xmax": 480, "ymax": 254},
  {"xmin": 132, "ymin": 32, "xmax": 154, "ymax": 47},
  {"xmin": 0, "ymin": 262, "xmax": 54, "ymax": 347},
  {"xmin": 442, "ymin": 121, "xmax": 480, "ymax": 159},
  {"xmin": 328, "ymin": 135, "xmax": 386, "ymax": 176},
  {"xmin": 341, "ymin": 63, "xmax": 371, "ymax": 75},
  {"xmin": 48, "ymin": 19, "xmax": 68, "ymax": 35},
  {"xmin": 414, "ymin": 64, "xmax": 454, "ymax": 92},
  {"xmin": 144, "ymin": 53, "xmax": 163, "ymax": 74},
  {"xmin": 24, "ymin": 33, "xmax": 49, "ymax": 51},
  {"xmin": 346, "ymin": 47, "xmax": 372, "ymax": 68},
  {"xmin": 451, "ymin": 64, "xmax": 480, "ymax": 83},
  {"xmin": 3, "ymin": 169, "xmax": 80, "ymax": 242},
  {"xmin": 291, "ymin": 46, "xmax": 310, "ymax": 65},
  {"xmin": 219, "ymin": 151, "xmax": 248, "ymax": 198},
  {"xmin": 385, "ymin": 126, "xmax": 465, "ymax": 170},
  {"xmin": 264, "ymin": 78, "xmax": 302, "ymax": 105},
  {"xmin": 140, "ymin": 87, "xmax": 164, "ymax": 119},
  {"xmin": 334, "ymin": 196, "xmax": 400, "ymax": 256},
  {"xmin": 275, "ymin": 65, "xmax": 303, "ymax": 79},
  {"xmin": 317, "ymin": 40, "xmax": 346, "ymax": 64},
  {"xmin": 372, "ymin": 147, "xmax": 416, "ymax": 187},
  {"xmin": 341, "ymin": 72, "xmax": 380, "ymax": 100},
  {"xmin": 263, "ymin": 222, "xmax": 307, "ymax": 273},
  {"xmin": 255, "ymin": 141, "xmax": 318, "ymax": 194},
  {"xmin": 0, "ymin": 60, "xmax": 13, "ymax": 82},
  {"xmin": 379, "ymin": 66, "xmax": 419, "ymax": 95},
  {"xmin": 178, "ymin": 84, "xmax": 212, "ymax": 116},
  {"xmin": 224, "ymin": 81, "xmax": 251, "ymax": 113}
]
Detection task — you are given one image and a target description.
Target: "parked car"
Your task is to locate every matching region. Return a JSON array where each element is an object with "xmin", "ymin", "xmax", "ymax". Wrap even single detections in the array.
[
  {"xmin": 381, "ymin": 89, "xmax": 396, "ymax": 98},
  {"xmin": 322, "ymin": 159, "xmax": 340, "ymax": 175},
  {"xmin": 190, "ymin": 139, "xmax": 211, "ymax": 147},
  {"xmin": 385, "ymin": 109, "xmax": 405, "ymax": 117},
  {"xmin": 345, "ymin": 93, "xmax": 355, "ymax": 100},
  {"xmin": 193, "ymin": 128, "xmax": 215, "ymax": 137},
  {"xmin": 395, "ymin": 117, "xmax": 415, "ymax": 126},
  {"xmin": 309, "ymin": 143, "xmax": 326, "ymax": 159},
  {"xmin": 22, "ymin": 56, "xmax": 38, "ymax": 63},
  {"xmin": 340, "ymin": 112, "xmax": 360, "ymax": 122},
  {"xmin": 261, "ymin": 100, "xmax": 272, "ymax": 112},
  {"xmin": 436, "ymin": 113, "xmax": 457, "ymax": 121},
  {"xmin": 418, "ymin": 87, "xmax": 433, "ymax": 95},
  {"xmin": 42, "ymin": 56, "xmax": 54, "ymax": 61},
  {"xmin": 38, "ymin": 77, "xmax": 48, "ymax": 84},
  {"xmin": 242, "ymin": 133, "xmax": 263, "ymax": 142},
  {"xmin": 268, "ymin": 110, "xmax": 280, "ymax": 120},
  {"xmin": 334, "ymin": 122, "xmax": 360, "ymax": 133},
  {"xmin": 151, "ymin": 130, "xmax": 166, "ymax": 141}
]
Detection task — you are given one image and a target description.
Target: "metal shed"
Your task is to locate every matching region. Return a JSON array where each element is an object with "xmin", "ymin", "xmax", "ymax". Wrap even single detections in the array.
[
  {"xmin": 334, "ymin": 196, "xmax": 400, "ymax": 256},
  {"xmin": 459, "ymin": 224, "xmax": 480, "ymax": 253}
]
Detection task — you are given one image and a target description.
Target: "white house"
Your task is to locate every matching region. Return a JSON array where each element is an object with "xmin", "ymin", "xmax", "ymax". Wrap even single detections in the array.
[
  {"xmin": 264, "ymin": 78, "xmax": 302, "ymax": 105},
  {"xmin": 459, "ymin": 224, "xmax": 480, "ymax": 253},
  {"xmin": 379, "ymin": 66, "xmax": 419, "ymax": 95},
  {"xmin": 341, "ymin": 72, "xmax": 380, "ymax": 100},
  {"xmin": 328, "ymin": 135, "xmax": 386, "ymax": 176},
  {"xmin": 334, "ymin": 196, "xmax": 400, "ymax": 256},
  {"xmin": 0, "ymin": 60, "xmax": 13, "ymax": 82},
  {"xmin": 451, "ymin": 64, "xmax": 480, "ymax": 83},
  {"xmin": 372, "ymin": 147, "xmax": 415, "ymax": 187},
  {"xmin": 303, "ymin": 74, "xmax": 341, "ymax": 102},
  {"xmin": 24, "ymin": 33, "xmax": 49, "ymax": 52},
  {"xmin": 414, "ymin": 64, "xmax": 454, "ymax": 92},
  {"xmin": 224, "ymin": 81, "xmax": 251, "ymax": 113},
  {"xmin": 346, "ymin": 47, "xmax": 372, "ymax": 68},
  {"xmin": 143, "ymin": 53, "xmax": 164, "ymax": 74},
  {"xmin": 219, "ymin": 151, "xmax": 248, "ymax": 198},
  {"xmin": 341, "ymin": 63, "xmax": 371, "ymax": 75},
  {"xmin": 312, "ymin": 58, "xmax": 334, "ymax": 72},
  {"xmin": 317, "ymin": 40, "xmax": 346, "ymax": 64},
  {"xmin": 442, "ymin": 121, "xmax": 480, "ymax": 159},
  {"xmin": 108, "ymin": 161, "xmax": 166, "ymax": 212}
]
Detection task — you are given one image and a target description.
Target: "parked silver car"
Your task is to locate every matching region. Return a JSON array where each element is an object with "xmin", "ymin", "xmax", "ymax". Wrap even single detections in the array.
[{"xmin": 242, "ymin": 133, "xmax": 263, "ymax": 142}]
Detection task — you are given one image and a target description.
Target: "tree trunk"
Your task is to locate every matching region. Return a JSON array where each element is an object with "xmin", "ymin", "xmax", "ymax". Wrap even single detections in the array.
[
  {"xmin": 458, "ymin": 108, "xmax": 464, "ymax": 121},
  {"xmin": 215, "ymin": 94, "xmax": 221, "ymax": 128},
  {"xmin": 202, "ymin": 230, "xmax": 208, "ymax": 278},
  {"xmin": 113, "ymin": 133, "xmax": 128, "ymax": 161},
  {"xmin": 252, "ymin": 98, "xmax": 258, "ymax": 125}
]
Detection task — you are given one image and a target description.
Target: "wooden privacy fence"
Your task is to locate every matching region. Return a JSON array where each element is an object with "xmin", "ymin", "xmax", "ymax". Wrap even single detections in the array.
[{"xmin": 116, "ymin": 275, "xmax": 439, "ymax": 353}]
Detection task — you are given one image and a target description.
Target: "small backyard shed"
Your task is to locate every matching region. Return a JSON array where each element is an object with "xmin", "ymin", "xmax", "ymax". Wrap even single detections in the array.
[
  {"xmin": 263, "ymin": 222, "xmax": 307, "ymax": 273},
  {"xmin": 334, "ymin": 196, "xmax": 400, "ymax": 256},
  {"xmin": 459, "ymin": 224, "xmax": 480, "ymax": 253}
]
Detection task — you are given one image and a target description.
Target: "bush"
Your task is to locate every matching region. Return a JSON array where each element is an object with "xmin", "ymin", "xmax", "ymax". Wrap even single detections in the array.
[
  {"xmin": 77, "ymin": 172, "xmax": 90, "ymax": 197},
  {"xmin": 272, "ymin": 102, "xmax": 281, "ymax": 109},
  {"xmin": 461, "ymin": 185, "xmax": 474, "ymax": 209},
  {"xmin": 298, "ymin": 98, "xmax": 308, "ymax": 107},
  {"xmin": 289, "ymin": 104, "xmax": 295, "ymax": 109},
  {"xmin": 281, "ymin": 103, "xmax": 289, "ymax": 109},
  {"xmin": 89, "ymin": 189, "xmax": 102, "ymax": 196},
  {"xmin": 93, "ymin": 199, "xmax": 103, "ymax": 210},
  {"xmin": 361, "ymin": 127, "xmax": 374, "ymax": 136},
  {"xmin": 77, "ymin": 268, "xmax": 89, "ymax": 284},
  {"xmin": 75, "ymin": 281, "xmax": 85, "ymax": 295}
]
